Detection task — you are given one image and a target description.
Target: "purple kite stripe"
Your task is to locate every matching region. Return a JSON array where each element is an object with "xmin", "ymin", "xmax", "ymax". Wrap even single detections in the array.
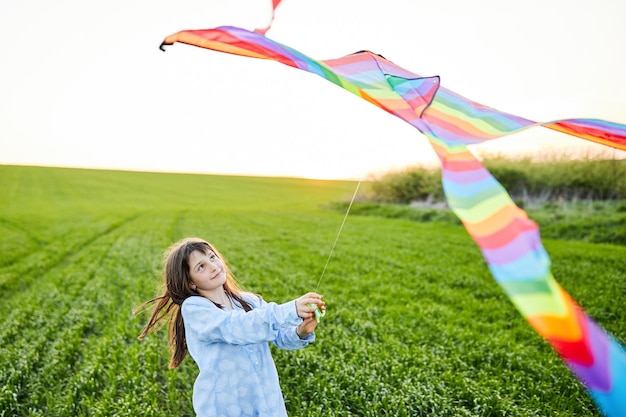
[
  {"xmin": 481, "ymin": 229, "xmax": 543, "ymax": 265},
  {"xmin": 569, "ymin": 315, "xmax": 611, "ymax": 391},
  {"xmin": 442, "ymin": 167, "xmax": 492, "ymax": 184}
]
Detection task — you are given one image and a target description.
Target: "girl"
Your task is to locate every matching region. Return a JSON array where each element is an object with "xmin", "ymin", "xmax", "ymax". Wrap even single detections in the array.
[{"xmin": 137, "ymin": 237, "xmax": 325, "ymax": 417}]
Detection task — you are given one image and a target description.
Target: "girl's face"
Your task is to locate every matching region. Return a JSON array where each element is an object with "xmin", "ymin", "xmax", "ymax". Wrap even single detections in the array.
[{"xmin": 188, "ymin": 249, "xmax": 227, "ymax": 296}]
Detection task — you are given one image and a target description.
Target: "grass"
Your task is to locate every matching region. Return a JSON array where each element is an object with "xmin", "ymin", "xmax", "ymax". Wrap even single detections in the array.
[
  {"xmin": 0, "ymin": 165, "xmax": 624, "ymax": 416},
  {"xmin": 527, "ymin": 200, "xmax": 626, "ymax": 245}
]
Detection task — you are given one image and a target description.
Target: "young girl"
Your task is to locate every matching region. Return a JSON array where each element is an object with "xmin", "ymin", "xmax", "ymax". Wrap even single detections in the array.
[{"xmin": 137, "ymin": 237, "xmax": 325, "ymax": 417}]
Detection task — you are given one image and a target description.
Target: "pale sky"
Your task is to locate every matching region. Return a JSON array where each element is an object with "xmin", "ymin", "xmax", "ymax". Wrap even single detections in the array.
[{"xmin": 1, "ymin": 0, "xmax": 625, "ymax": 180}]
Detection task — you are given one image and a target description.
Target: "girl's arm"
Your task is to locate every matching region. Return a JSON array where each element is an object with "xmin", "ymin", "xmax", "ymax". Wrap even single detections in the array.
[{"xmin": 182, "ymin": 295, "xmax": 304, "ymax": 345}]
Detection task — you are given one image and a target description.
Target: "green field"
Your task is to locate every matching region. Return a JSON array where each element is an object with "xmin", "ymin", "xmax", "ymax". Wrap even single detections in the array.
[{"xmin": 1, "ymin": 165, "xmax": 624, "ymax": 416}]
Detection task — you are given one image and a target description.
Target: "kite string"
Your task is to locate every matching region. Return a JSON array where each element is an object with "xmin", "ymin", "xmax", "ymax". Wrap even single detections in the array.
[{"xmin": 314, "ymin": 181, "xmax": 361, "ymax": 292}]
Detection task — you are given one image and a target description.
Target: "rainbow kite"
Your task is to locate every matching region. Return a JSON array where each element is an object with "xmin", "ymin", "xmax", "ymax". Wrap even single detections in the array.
[{"xmin": 160, "ymin": 26, "xmax": 626, "ymax": 416}]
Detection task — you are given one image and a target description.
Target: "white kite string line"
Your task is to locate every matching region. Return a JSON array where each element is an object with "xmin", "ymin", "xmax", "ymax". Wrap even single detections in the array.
[{"xmin": 314, "ymin": 181, "xmax": 361, "ymax": 292}]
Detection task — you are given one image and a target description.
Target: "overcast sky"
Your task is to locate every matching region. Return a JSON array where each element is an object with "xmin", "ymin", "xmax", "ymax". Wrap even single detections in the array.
[{"xmin": 1, "ymin": 0, "xmax": 625, "ymax": 179}]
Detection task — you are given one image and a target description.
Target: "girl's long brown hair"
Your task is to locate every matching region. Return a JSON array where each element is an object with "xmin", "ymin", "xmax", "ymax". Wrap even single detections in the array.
[{"xmin": 135, "ymin": 237, "xmax": 253, "ymax": 368}]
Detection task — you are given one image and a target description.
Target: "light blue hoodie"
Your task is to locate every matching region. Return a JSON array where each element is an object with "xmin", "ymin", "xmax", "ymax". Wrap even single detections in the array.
[{"xmin": 181, "ymin": 293, "xmax": 314, "ymax": 417}]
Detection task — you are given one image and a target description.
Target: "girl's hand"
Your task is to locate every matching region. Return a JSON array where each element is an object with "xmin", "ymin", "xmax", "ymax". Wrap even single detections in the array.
[
  {"xmin": 296, "ymin": 316, "xmax": 318, "ymax": 339},
  {"xmin": 295, "ymin": 292, "xmax": 324, "ymax": 319}
]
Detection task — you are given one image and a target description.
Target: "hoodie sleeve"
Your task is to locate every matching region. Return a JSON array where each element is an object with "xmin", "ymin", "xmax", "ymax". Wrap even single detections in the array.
[
  {"xmin": 181, "ymin": 295, "xmax": 303, "ymax": 345},
  {"xmin": 255, "ymin": 296, "xmax": 316, "ymax": 350}
]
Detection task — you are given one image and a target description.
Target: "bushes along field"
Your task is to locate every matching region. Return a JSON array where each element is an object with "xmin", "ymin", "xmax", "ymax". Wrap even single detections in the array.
[
  {"xmin": 367, "ymin": 156, "xmax": 626, "ymax": 205},
  {"xmin": 0, "ymin": 165, "xmax": 624, "ymax": 416},
  {"xmin": 330, "ymin": 199, "xmax": 626, "ymax": 246},
  {"xmin": 357, "ymin": 156, "xmax": 626, "ymax": 246}
]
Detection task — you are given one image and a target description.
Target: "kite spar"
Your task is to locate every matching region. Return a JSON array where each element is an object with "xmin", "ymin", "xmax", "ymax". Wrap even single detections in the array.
[{"xmin": 159, "ymin": 26, "xmax": 626, "ymax": 417}]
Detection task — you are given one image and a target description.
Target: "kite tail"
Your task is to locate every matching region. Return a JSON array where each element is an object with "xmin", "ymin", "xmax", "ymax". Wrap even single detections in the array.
[{"xmin": 427, "ymin": 132, "xmax": 626, "ymax": 416}]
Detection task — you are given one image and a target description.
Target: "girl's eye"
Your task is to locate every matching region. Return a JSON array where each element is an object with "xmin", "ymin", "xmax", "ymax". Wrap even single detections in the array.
[{"xmin": 198, "ymin": 264, "xmax": 204, "ymax": 271}]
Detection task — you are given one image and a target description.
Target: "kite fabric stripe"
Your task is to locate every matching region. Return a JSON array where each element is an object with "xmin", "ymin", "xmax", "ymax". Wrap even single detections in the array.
[
  {"xmin": 254, "ymin": 0, "xmax": 283, "ymax": 35},
  {"xmin": 160, "ymin": 26, "xmax": 626, "ymax": 416}
]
